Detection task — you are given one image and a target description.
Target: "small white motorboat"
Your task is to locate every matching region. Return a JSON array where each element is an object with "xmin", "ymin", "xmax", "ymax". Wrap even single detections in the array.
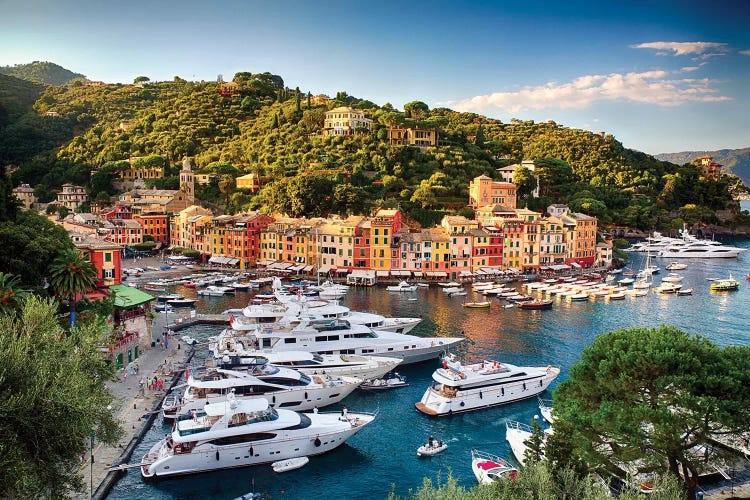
[
  {"xmin": 471, "ymin": 449, "xmax": 517, "ymax": 484},
  {"xmin": 676, "ymin": 288, "xmax": 693, "ymax": 296},
  {"xmin": 361, "ymin": 373, "xmax": 408, "ymax": 390},
  {"xmin": 666, "ymin": 262, "xmax": 688, "ymax": 271},
  {"xmin": 272, "ymin": 456, "xmax": 309, "ymax": 473},
  {"xmin": 417, "ymin": 439, "xmax": 447, "ymax": 457},
  {"xmin": 386, "ymin": 281, "xmax": 417, "ymax": 292},
  {"xmin": 417, "ymin": 283, "xmax": 430, "ymax": 288}
]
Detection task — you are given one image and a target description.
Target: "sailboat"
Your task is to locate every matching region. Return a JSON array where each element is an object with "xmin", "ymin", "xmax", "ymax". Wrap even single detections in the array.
[{"xmin": 633, "ymin": 252, "xmax": 654, "ymax": 289}]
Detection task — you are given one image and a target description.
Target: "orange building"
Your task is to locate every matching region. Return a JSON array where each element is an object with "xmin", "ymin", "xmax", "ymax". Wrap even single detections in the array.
[
  {"xmin": 134, "ymin": 213, "xmax": 170, "ymax": 245},
  {"xmin": 469, "ymin": 175, "xmax": 516, "ymax": 209}
]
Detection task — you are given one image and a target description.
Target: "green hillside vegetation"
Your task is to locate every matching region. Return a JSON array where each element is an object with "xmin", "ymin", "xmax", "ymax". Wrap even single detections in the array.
[
  {"xmin": 0, "ymin": 70, "xmax": 743, "ymax": 229},
  {"xmin": 0, "ymin": 61, "xmax": 85, "ymax": 86}
]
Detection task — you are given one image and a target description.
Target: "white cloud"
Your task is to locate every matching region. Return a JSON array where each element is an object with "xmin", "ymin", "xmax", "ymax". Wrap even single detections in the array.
[
  {"xmin": 446, "ymin": 71, "xmax": 730, "ymax": 113},
  {"xmin": 680, "ymin": 66, "xmax": 700, "ymax": 72},
  {"xmin": 631, "ymin": 41, "xmax": 729, "ymax": 56},
  {"xmin": 740, "ymin": 50, "xmax": 750, "ymax": 56}
]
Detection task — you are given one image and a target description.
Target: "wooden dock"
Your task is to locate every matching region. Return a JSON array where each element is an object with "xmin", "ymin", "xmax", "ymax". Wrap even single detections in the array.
[{"xmin": 167, "ymin": 314, "xmax": 230, "ymax": 331}]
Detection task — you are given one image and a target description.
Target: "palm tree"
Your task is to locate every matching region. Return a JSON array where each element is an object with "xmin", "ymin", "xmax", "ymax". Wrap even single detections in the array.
[
  {"xmin": 48, "ymin": 249, "xmax": 97, "ymax": 326},
  {"xmin": 0, "ymin": 272, "xmax": 29, "ymax": 316}
]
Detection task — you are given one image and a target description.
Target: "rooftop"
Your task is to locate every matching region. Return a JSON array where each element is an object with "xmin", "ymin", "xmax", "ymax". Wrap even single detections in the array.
[{"xmin": 109, "ymin": 285, "xmax": 155, "ymax": 308}]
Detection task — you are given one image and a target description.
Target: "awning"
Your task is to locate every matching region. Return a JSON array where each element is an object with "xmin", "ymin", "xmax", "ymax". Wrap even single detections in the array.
[
  {"xmin": 302, "ymin": 265, "xmax": 314, "ymax": 272},
  {"xmin": 289, "ymin": 265, "xmax": 305, "ymax": 272},
  {"xmin": 550, "ymin": 264, "xmax": 571, "ymax": 271},
  {"xmin": 376, "ymin": 270, "xmax": 389, "ymax": 277},
  {"xmin": 336, "ymin": 268, "xmax": 348, "ymax": 274},
  {"xmin": 571, "ymin": 262, "xmax": 582, "ymax": 268},
  {"xmin": 413, "ymin": 271, "xmax": 423, "ymax": 277},
  {"xmin": 459, "ymin": 270, "xmax": 472, "ymax": 277},
  {"xmin": 317, "ymin": 266, "xmax": 331, "ymax": 274},
  {"xmin": 257, "ymin": 260, "xmax": 274, "ymax": 266},
  {"xmin": 209, "ymin": 256, "xmax": 239, "ymax": 265},
  {"xmin": 482, "ymin": 267, "xmax": 501, "ymax": 274},
  {"xmin": 348, "ymin": 269, "xmax": 376, "ymax": 278},
  {"xmin": 426, "ymin": 271, "xmax": 447, "ymax": 278},
  {"xmin": 392, "ymin": 270, "xmax": 411, "ymax": 277}
]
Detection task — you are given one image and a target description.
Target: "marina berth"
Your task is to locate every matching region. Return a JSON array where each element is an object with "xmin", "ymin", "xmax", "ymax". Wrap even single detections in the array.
[
  {"xmin": 213, "ymin": 317, "xmax": 464, "ymax": 365},
  {"xmin": 415, "ymin": 355, "xmax": 560, "ymax": 416},
  {"xmin": 143, "ymin": 394, "xmax": 375, "ymax": 478}
]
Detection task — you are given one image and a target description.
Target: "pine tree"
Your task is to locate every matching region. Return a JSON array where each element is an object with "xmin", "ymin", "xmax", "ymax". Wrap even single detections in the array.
[
  {"xmin": 295, "ymin": 87, "xmax": 301, "ymax": 112},
  {"xmin": 271, "ymin": 113, "xmax": 279, "ymax": 129},
  {"xmin": 307, "ymin": 92, "xmax": 312, "ymax": 109},
  {"xmin": 475, "ymin": 124, "xmax": 486, "ymax": 148},
  {"xmin": 523, "ymin": 416, "xmax": 545, "ymax": 465}
]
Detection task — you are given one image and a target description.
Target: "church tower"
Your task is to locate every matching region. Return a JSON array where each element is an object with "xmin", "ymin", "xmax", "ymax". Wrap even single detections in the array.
[{"xmin": 180, "ymin": 157, "xmax": 195, "ymax": 203}]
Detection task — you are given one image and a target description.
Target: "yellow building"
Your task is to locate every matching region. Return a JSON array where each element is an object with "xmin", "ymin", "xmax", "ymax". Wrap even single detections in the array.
[
  {"xmin": 323, "ymin": 106, "xmax": 373, "ymax": 136},
  {"xmin": 469, "ymin": 175, "xmax": 516, "ymax": 209},
  {"xmin": 235, "ymin": 173, "xmax": 262, "ymax": 192},
  {"xmin": 387, "ymin": 127, "xmax": 438, "ymax": 150},
  {"xmin": 170, "ymin": 205, "xmax": 212, "ymax": 250},
  {"xmin": 539, "ymin": 217, "xmax": 567, "ymax": 266}
]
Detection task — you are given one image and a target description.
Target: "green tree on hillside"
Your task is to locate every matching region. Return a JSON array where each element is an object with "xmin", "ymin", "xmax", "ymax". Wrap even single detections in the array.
[
  {"xmin": 513, "ymin": 166, "xmax": 538, "ymax": 202},
  {"xmin": 133, "ymin": 76, "xmax": 150, "ymax": 84},
  {"xmin": 554, "ymin": 325, "xmax": 750, "ymax": 499},
  {"xmin": 0, "ymin": 296, "xmax": 122, "ymax": 498}
]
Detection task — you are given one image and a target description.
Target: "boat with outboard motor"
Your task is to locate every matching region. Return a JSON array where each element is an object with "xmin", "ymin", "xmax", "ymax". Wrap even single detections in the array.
[
  {"xmin": 386, "ymin": 281, "xmax": 417, "ymax": 292},
  {"xmin": 142, "ymin": 393, "xmax": 375, "ymax": 478},
  {"xmin": 213, "ymin": 317, "xmax": 463, "ymax": 365},
  {"xmin": 415, "ymin": 354, "xmax": 560, "ymax": 416}
]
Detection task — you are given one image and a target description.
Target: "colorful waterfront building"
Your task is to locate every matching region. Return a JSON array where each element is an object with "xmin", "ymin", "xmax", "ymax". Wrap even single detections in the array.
[
  {"xmin": 441, "ymin": 215, "xmax": 478, "ymax": 280},
  {"xmin": 370, "ymin": 209, "xmax": 402, "ymax": 271},
  {"xmin": 353, "ymin": 219, "xmax": 372, "ymax": 269},
  {"xmin": 108, "ymin": 219, "xmax": 143, "ymax": 247},
  {"xmin": 170, "ymin": 205, "xmax": 212, "ymax": 251},
  {"xmin": 471, "ymin": 225, "xmax": 503, "ymax": 271},
  {"xmin": 539, "ymin": 217, "xmax": 567, "ymax": 266},
  {"xmin": 560, "ymin": 211, "xmax": 598, "ymax": 268},
  {"xmin": 133, "ymin": 213, "xmax": 170, "ymax": 245},
  {"xmin": 468, "ymin": 175, "xmax": 516, "ymax": 209}
]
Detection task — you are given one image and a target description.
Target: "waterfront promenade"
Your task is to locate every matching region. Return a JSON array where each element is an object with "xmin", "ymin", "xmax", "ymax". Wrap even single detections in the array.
[{"xmin": 74, "ymin": 312, "xmax": 192, "ymax": 500}]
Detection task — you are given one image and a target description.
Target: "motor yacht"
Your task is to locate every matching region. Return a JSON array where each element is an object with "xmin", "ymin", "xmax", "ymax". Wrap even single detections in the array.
[
  {"xmin": 199, "ymin": 286, "xmax": 236, "ymax": 296},
  {"xmin": 142, "ymin": 394, "xmax": 375, "ymax": 478},
  {"xmin": 386, "ymin": 281, "xmax": 417, "ymax": 292},
  {"xmin": 415, "ymin": 355, "xmax": 559, "ymax": 416},
  {"xmin": 162, "ymin": 365, "xmax": 360, "ymax": 419},
  {"xmin": 214, "ymin": 351, "xmax": 402, "ymax": 380},
  {"xmin": 212, "ymin": 318, "xmax": 463, "ymax": 365},
  {"xmin": 471, "ymin": 449, "xmax": 518, "ymax": 484}
]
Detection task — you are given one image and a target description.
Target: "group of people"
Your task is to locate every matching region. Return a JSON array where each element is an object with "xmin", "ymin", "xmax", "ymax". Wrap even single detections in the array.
[
  {"xmin": 139, "ymin": 375, "xmax": 164, "ymax": 392},
  {"xmin": 427, "ymin": 436, "xmax": 443, "ymax": 449}
]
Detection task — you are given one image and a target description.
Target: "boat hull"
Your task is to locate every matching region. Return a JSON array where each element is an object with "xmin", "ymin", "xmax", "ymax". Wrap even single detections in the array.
[
  {"xmin": 142, "ymin": 414, "xmax": 372, "ymax": 478},
  {"xmin": 415, "ymin": 368, "xmax": 560, "ymax": 416}
]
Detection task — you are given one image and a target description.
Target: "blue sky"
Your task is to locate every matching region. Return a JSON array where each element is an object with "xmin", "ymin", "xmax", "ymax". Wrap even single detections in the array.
[{"xmin": 1, "ymin": 0, "xmax": 749, "ymax": 154}]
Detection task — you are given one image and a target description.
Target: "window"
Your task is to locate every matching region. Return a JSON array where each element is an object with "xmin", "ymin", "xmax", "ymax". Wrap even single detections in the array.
[{"xmin": 104, "ymin": 252, "xmax": 112, "ymax": 262}]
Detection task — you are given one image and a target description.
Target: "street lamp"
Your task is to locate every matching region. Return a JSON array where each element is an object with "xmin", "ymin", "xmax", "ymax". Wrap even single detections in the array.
[{"xmin": 89, "ymin": 430, "xmax": 95, "ymax": 500}]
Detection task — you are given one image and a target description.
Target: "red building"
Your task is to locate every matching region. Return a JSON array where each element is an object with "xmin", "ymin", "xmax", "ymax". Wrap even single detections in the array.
[
  {"xmin": 72, "ymin": 235, "xmax": 123, "ymax": 287},
  {"xmin": 471, "ymin": 225, "xmax": 503, "ymax": 270},
  {"xmin": 353, "ymin": 222, "xmax": 371, "ymax": 269}
]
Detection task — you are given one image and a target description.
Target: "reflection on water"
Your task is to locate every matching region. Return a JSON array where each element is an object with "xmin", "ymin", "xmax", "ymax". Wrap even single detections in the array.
[{"xmin": 112, "ymin": 239, "xmax": 750, "ymax": 500}]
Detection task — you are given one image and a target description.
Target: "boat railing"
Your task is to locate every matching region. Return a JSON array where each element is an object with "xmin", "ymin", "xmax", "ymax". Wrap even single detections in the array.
[
  {"xmin": 472, "ymin": 449, "xmax": 510, "ymax": 466},
  {"xmin": 505, "ymin": 419, "xmax": 535, "ymax": 433}
]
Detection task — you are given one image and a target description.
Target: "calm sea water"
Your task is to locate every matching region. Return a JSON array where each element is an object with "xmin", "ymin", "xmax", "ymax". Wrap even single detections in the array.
[{"xmin": 110, "ymin": 236, "xmax": 750, "ymax": 500}]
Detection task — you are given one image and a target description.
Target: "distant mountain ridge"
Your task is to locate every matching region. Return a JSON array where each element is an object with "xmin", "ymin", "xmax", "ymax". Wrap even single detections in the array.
[
  {"xmin": 655, "ymin": 147, "xmax": 750, "ymax": 185},
  {"xmin": 0, "ymin": 61, "xmax": 85, "ymax": 86}
]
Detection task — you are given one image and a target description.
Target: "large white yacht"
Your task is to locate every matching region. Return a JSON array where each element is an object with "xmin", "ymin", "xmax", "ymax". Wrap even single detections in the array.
[
  {"xmin": 163, "ymin": 365, "xmax": 360, "ymax": 418},
  {"xmin": 142, "ymin": 394, "xmax": 375, "ymax": 478},
  {"xmin": 214, "ymin": 351, "xmax": 402, "ymax": 380},
  {"xmin": 237, "ymin": 300, "xmax": 422, "ymax": 335},
  {"xmin": 212, "ymin": 318, "xmax": 464, "ymax": 365},
  {"xmin": 657, "ymin": 240, "xmax": 746, "ymax": 258},
  {"xmin": 415, "ymin": 355, "xmax": 560, "ymax": 416},
  {"xmin": 505, "ymin": 419, "xmax": 552, "ymax": 466}
]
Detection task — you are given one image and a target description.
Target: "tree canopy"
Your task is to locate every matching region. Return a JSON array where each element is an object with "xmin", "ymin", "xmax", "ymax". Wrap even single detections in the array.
[
  {"xmin": 553, "ymin": 325, "xmax": 750, "ymax": 498},
  {"xmin": 0, "ymin": 296, "xmax": 122, "ymax": 497}
]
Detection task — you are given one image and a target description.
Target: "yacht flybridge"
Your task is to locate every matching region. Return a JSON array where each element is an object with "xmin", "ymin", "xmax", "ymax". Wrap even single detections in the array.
[
  {"xmin": 415, "ymin": 355, "xmax": 560, "ymax": 416},
  {"xmin": 212, "ymin": 318, "xmax": 464, "ymax": 365},
  {"xmin": 215, "ymin": 351, "xmax": 402, "ymax": 380},
  {"xmin": 162, "ymin": 365, "xmax": 360, "ymax": 419},
  {"xmin": 142, "ymin": 393, "xmax": 375, "ymax": 478}
]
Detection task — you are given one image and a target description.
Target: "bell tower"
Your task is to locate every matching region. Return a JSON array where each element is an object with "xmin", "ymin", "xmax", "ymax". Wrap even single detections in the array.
[{"xmin": 180, "ymin": 157, "xmax": 195, "ymax": 203}]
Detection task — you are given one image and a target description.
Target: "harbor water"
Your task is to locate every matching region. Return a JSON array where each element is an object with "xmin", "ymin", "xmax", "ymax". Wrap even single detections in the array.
[{"xmin": 110, "ymin": 237, "xmax": 750, "ymax": 500}]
